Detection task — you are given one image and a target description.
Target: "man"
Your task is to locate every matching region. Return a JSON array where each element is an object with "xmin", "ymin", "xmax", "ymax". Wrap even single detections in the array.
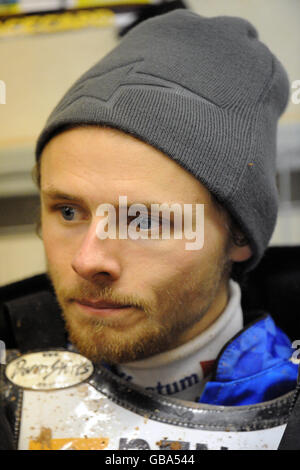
[
  {"xmin": 1, "ymin": 9, "xmax": 299, "ymax": 450},
  {"xmin": 36, "ymin": 123, "xmax": 252, "ymax": 399}
]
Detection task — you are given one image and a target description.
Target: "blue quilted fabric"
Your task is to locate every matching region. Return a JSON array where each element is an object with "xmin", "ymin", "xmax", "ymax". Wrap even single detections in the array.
[{"xmin": 199, "ymin": 314, "xmax": 299, "ymax": 406}]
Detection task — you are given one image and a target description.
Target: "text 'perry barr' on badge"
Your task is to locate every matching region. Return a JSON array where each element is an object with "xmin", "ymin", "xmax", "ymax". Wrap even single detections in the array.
[{"xmin": 5, "ymin": 350, "xmax": 94, "ymax": 390}]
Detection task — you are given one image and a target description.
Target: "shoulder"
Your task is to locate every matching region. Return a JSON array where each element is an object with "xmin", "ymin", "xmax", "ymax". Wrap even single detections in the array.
[
  {"xmin": 0, "ymin": 273, "xmax": 52, "ymax": 304},
  {"xmin": 0, "ymin": 273, "xmax": 66, "ymax": 351}
]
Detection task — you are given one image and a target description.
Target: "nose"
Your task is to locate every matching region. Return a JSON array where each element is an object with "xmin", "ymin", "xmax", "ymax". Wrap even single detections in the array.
[{"xmin": 71, "ymin": 220, "xmax": 122, "ymax": 282}]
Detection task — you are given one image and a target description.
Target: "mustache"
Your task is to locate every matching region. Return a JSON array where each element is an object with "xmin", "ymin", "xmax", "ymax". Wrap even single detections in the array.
[{"xmin": 50, "ymin": 278, "xmax": 149, "ymax": 312}]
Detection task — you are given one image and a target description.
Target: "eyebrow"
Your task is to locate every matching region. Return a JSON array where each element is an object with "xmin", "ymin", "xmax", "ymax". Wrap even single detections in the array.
[
  {"xmin": 41, "ymin": 188, "xmax": 184, "ymax": 210},
  {"xmin": 42, "ymin": 189, "xmax": 85, "ymax": 204}
]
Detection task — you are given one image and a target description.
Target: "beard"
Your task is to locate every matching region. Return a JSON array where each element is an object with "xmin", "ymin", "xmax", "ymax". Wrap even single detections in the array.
[{"xmin": 46, "ymin": 251, "xmax": 231, "ymax": 366}]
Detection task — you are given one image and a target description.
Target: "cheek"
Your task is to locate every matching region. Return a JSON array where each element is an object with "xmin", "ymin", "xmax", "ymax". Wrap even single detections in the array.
[
  {"xmin": 41, "ymin": 215, "xmax": 77, "ymax": 268},
  {"xmin": 41, "ymin": 216, "xmax": 55, "ymax": 260},
  {"xmin": 126, "ymin": 225, "xmax": 217, "ymax": 270},
  {"xmin": 125, "ymin": 239, "xmax": 205, "ymax": 288},
  {"xmin": 152, "ymin": 234, "xmax": 227, "ymax": 294},
  {"xmin": 204, "ymin": 210, "xmax": 229, "ymax": 254}
]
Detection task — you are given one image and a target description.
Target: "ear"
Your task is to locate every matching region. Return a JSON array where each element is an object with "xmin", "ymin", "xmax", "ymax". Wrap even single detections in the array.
[
  {"xmin": 228, "ymin": 225, "xmax": 252, "ymax": 263},
  {"xmin": 229, "ymin": 243, "xmax": 252, "ymax": 262}
]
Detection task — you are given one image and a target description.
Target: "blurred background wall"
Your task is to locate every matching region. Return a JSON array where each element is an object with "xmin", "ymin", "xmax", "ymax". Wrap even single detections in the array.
[{"xmin": 0, "ymin": 0, "xmax": 299, "ymax": 285}]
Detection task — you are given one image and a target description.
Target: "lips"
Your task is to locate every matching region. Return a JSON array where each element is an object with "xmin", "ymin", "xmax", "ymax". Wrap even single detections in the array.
[
  {"xmin": 74, "ymin": 298, "xmax": 136, "ymax": 321},
  {"xmin": 76, "ymin": 299, "xmax": 131, "ymax": 309}
]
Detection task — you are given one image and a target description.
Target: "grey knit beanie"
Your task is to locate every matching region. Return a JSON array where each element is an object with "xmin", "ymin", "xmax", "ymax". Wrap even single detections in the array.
[{"xmin": 36, "ymin": 9, "xmax": 290, "ymax": 274}]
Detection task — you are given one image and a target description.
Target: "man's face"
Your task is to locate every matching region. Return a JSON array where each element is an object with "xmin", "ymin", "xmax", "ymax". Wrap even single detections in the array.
[{"xmin": 40, "ymin": 126, "xmax": 233, "ymax": 365}]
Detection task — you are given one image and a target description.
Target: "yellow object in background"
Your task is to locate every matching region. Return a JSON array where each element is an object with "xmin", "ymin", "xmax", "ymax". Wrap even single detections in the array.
[
  {"xmin": 77, "ymin": 0, "xmax": 152, "ymax": 6},
  {"xmin": 0, "ymin": 0, "xmax": 153, "ymax": 17},
  {"xmin": 0, "ymin": 4, "xmax": 21, "ymax": 16},
  {"xmin": 0, "ymin": 8, "xmax": 116, "ymax": 38}
]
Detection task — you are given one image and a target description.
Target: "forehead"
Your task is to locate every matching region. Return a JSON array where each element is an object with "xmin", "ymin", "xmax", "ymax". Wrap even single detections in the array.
[{"xmin": 40, "ymin": 126, "xmax": 211, "ymax": 205}]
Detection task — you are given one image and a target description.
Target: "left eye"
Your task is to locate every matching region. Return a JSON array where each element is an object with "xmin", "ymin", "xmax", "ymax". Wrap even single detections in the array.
[
  {"xmin": 60, "ymin": 206, "xmax": 77, "ymax": 221},
  {"xmin": 138, "ymin": 215, "xmax": 160, "ymax": 230}
]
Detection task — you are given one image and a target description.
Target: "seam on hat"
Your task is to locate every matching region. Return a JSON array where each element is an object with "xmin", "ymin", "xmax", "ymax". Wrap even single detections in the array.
[{"xmin": 55, "ymin": 67, "xmax": 224, "ymax": 115}]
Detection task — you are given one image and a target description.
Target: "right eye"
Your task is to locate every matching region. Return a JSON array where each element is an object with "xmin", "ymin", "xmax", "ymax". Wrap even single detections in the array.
[{"xmin": 60, "ymin": 205, "xmax": 76, "ymax": 221}]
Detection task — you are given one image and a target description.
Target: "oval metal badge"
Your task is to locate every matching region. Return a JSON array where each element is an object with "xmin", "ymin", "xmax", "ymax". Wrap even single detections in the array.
[{"xmin": 5, "ymin": 350, "xmax": 94, "ymax": 390}]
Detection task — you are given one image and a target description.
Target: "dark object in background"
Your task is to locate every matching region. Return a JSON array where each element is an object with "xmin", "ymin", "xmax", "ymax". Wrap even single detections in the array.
[
  {"xmin": 0, "ymin": 365, "xmax": 15, "ymax": 450},
  {"xmin": 118, "ymin": 0, "xmax": 187, "ymax": 37},
  {"xmin": 240, "ymin": 245, "xmax": 300, "ymax": 341}
]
